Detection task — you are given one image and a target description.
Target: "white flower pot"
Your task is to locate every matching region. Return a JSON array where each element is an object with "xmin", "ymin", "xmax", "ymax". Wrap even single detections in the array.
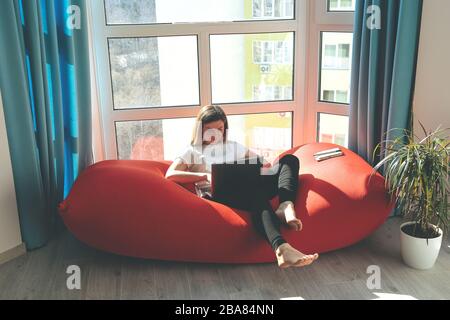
[{"xmin": 400, "ymin": 222, "xmax": 443, "ymax": 270}]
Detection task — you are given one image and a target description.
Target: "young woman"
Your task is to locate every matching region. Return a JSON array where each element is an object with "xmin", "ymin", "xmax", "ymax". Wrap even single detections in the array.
[{"xmin": 165, "ymin": 105, "xmax": 319, "ymax": 268}]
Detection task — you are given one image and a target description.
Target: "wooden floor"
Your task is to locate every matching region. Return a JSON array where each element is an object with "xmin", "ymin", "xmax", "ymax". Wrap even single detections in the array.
[{"xmin": 1, "ymin": 217, "xmax": 449, "ymax": 300}]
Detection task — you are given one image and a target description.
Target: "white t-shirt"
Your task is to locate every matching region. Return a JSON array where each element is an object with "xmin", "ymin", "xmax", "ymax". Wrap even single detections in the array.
[{"xmin": 175, "ymin": 140, "xmax": 249, "ymax": 173}]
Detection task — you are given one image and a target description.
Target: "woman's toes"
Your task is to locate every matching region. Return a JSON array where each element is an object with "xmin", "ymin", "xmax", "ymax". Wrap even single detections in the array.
[
  {"xmin": 294, "ymin": 254, "xmax": 319, "ymax": 267},
  {"xmin": 276, "ymin": 244, "xmax": 319, "ymax": 269}
]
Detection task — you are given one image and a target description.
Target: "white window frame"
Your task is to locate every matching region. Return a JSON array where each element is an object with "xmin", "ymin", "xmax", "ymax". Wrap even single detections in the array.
[
  {"xmin": 304, "ymin": 0, "xmax": 354, "ymax": 144},
  {"xmin": 88, "ymin": 0, "xmax": 308, "ymax": 161},
  {"xmin": 87, "ymin": 0, "xmax": 354, "ymax": 161}
]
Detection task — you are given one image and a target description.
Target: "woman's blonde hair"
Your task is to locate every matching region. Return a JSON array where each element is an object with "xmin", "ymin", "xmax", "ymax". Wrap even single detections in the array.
[{"xmin": 191, "ymin": 105, "xmax": 229, "ymax": 146}]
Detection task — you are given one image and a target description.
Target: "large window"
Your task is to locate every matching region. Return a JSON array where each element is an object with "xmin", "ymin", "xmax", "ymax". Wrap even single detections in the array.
[
  {"xmin": 90, "ymin": 1, "xmax": 354, "ymax": 161},
  {"xmin": 91, "ymin": 0, "xmax": 300, "ymax": 161}
]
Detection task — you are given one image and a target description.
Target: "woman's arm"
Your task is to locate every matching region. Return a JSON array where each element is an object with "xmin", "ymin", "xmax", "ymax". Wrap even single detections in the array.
[{"xmin": 165, "ymin": 158, "xmax": 211, "ymax": 184}]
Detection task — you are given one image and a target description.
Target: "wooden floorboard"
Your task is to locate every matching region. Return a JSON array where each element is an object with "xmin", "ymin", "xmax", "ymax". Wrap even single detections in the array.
[
  {"xmin": 0, "ymin": 217, "xmax": 449, "ymax": 300},
  {"xmin": 218, "ymin": 263, "xmax": 260, "ymax": 299},
  {"xmin": 152, "ymin": 261, "xmax": 191, "ymax": 300}
]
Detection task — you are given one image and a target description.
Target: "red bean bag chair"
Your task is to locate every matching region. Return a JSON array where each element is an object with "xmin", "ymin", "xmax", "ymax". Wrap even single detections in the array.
[{"xmin": 58, "ymin": 143, "xmax": 394, "ymax": 264}]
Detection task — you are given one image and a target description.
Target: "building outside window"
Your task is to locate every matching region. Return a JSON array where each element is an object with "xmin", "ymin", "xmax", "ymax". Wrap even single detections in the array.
[{"xmin": 328, "ymin": 0, "xmax": 355, "ymax": 11}]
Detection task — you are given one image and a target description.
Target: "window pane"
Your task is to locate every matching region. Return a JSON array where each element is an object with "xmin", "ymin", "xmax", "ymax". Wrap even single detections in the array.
[
  {"xmin": 211, "ymin": 32, "xmax": 294, "ymax": 104},
  {"xmin": 317, "ymin": 113, "xmax": 349, "ymax": 147},
  {"xmin": 328, "ymin": 0, "xmax": 355, "ymax": 11},
  {"xmin": 108, "ymin": 36, "xmax": 199, "ymax": 109},
  {"xmin": 104, "ymin": 0, "xmax": 295, "ymax": 25},
  {"xmin": 319, "ymin": 32, "xmax": 353, "ymax": 104},
  {"xmin": 116, "ymin": 112, "xmax": 292, "ymax": 164}
]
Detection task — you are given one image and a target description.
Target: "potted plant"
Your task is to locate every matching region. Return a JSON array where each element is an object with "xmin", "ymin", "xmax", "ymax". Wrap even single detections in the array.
[{"xmin": 372, "ymin": 123, "xmax": 449, "ymax": 270}]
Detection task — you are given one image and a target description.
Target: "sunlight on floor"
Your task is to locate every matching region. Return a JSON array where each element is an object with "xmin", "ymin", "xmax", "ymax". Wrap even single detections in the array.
[
  {"xmin": 280, "ymin": 293, "xmax": 418, "ymax": 300},
  {"xmin": 372, "ymin": 292, "xmax": 418, "ymax": 300}
]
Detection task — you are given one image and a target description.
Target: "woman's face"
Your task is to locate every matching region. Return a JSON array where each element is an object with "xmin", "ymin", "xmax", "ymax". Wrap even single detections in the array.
[{"xmin": 202, "ymin": 120, "xmax": 225, "ymax": 145}]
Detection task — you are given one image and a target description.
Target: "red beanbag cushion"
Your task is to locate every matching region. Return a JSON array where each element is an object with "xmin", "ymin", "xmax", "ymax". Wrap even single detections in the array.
[{"xmin": 58, "ymin": 143, "xmax": 394, "ymax": 264}]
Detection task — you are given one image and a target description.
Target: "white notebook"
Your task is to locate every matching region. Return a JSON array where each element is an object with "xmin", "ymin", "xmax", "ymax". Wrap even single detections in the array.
[
  {"xmin": 314, "ymin": 148, "xmax": 344, "ymax": 162},
  {"xmin": 314, "ymin": 147, "xmax": 341, "ymax": 157}
]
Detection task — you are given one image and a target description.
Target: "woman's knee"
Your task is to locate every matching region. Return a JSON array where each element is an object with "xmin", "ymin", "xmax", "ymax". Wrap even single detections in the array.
[{"xmin": 279, "ymin": 154, "xmax": 300, "ymax": 170}]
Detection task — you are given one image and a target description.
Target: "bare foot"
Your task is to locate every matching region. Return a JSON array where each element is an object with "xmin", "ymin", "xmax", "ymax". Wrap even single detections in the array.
[
  {"xmin": 275, "ymin": 201, "xmax": 302, "ymax": 231},
  {"xmin": 275, "ymin": 243, "xmax": 319, "ymax": 269}
]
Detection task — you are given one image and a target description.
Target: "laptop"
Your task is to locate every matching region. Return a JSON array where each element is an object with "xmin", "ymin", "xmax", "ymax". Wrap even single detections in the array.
[{"xmin": 209, "ymin": 156, "xmax": 263, "ymax": 209}]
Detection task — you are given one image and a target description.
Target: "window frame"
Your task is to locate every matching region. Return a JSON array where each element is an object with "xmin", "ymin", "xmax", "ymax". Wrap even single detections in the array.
[
  {"xmin": 88, "ymin": 0, "xmax": 308, "ymax": 161},
  {"xmin": 304, "ymin": 0, "xmax": 354, "ymax": 145},
  {"xmin": 88, "ymin": 0, "xmax": 354, "ymax": 161}
]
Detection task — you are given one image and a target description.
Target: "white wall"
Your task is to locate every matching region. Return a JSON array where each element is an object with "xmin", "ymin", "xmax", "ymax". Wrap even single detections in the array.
[
  {"xmin": 0, "ymin": 89, "xmax": 23, "ymax": 259},
  {"xmin": 413, "ymin": 0, "xmax": 450, "ymax": 138}
]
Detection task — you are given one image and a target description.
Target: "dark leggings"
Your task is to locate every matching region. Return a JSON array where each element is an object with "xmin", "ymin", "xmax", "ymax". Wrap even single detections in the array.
[{"xmin": 248, "ymin": 154, "xmax": 300, "ymax": 251}]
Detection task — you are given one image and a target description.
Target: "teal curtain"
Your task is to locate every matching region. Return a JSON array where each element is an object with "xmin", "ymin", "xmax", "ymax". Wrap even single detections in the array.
[
  {"xmin": 0, "ymin": 0, "xmax": 92, "ymax": 250},
  {"xmin": 349, "ymin": 0, "xmax": 423, "ymax": 164}
]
